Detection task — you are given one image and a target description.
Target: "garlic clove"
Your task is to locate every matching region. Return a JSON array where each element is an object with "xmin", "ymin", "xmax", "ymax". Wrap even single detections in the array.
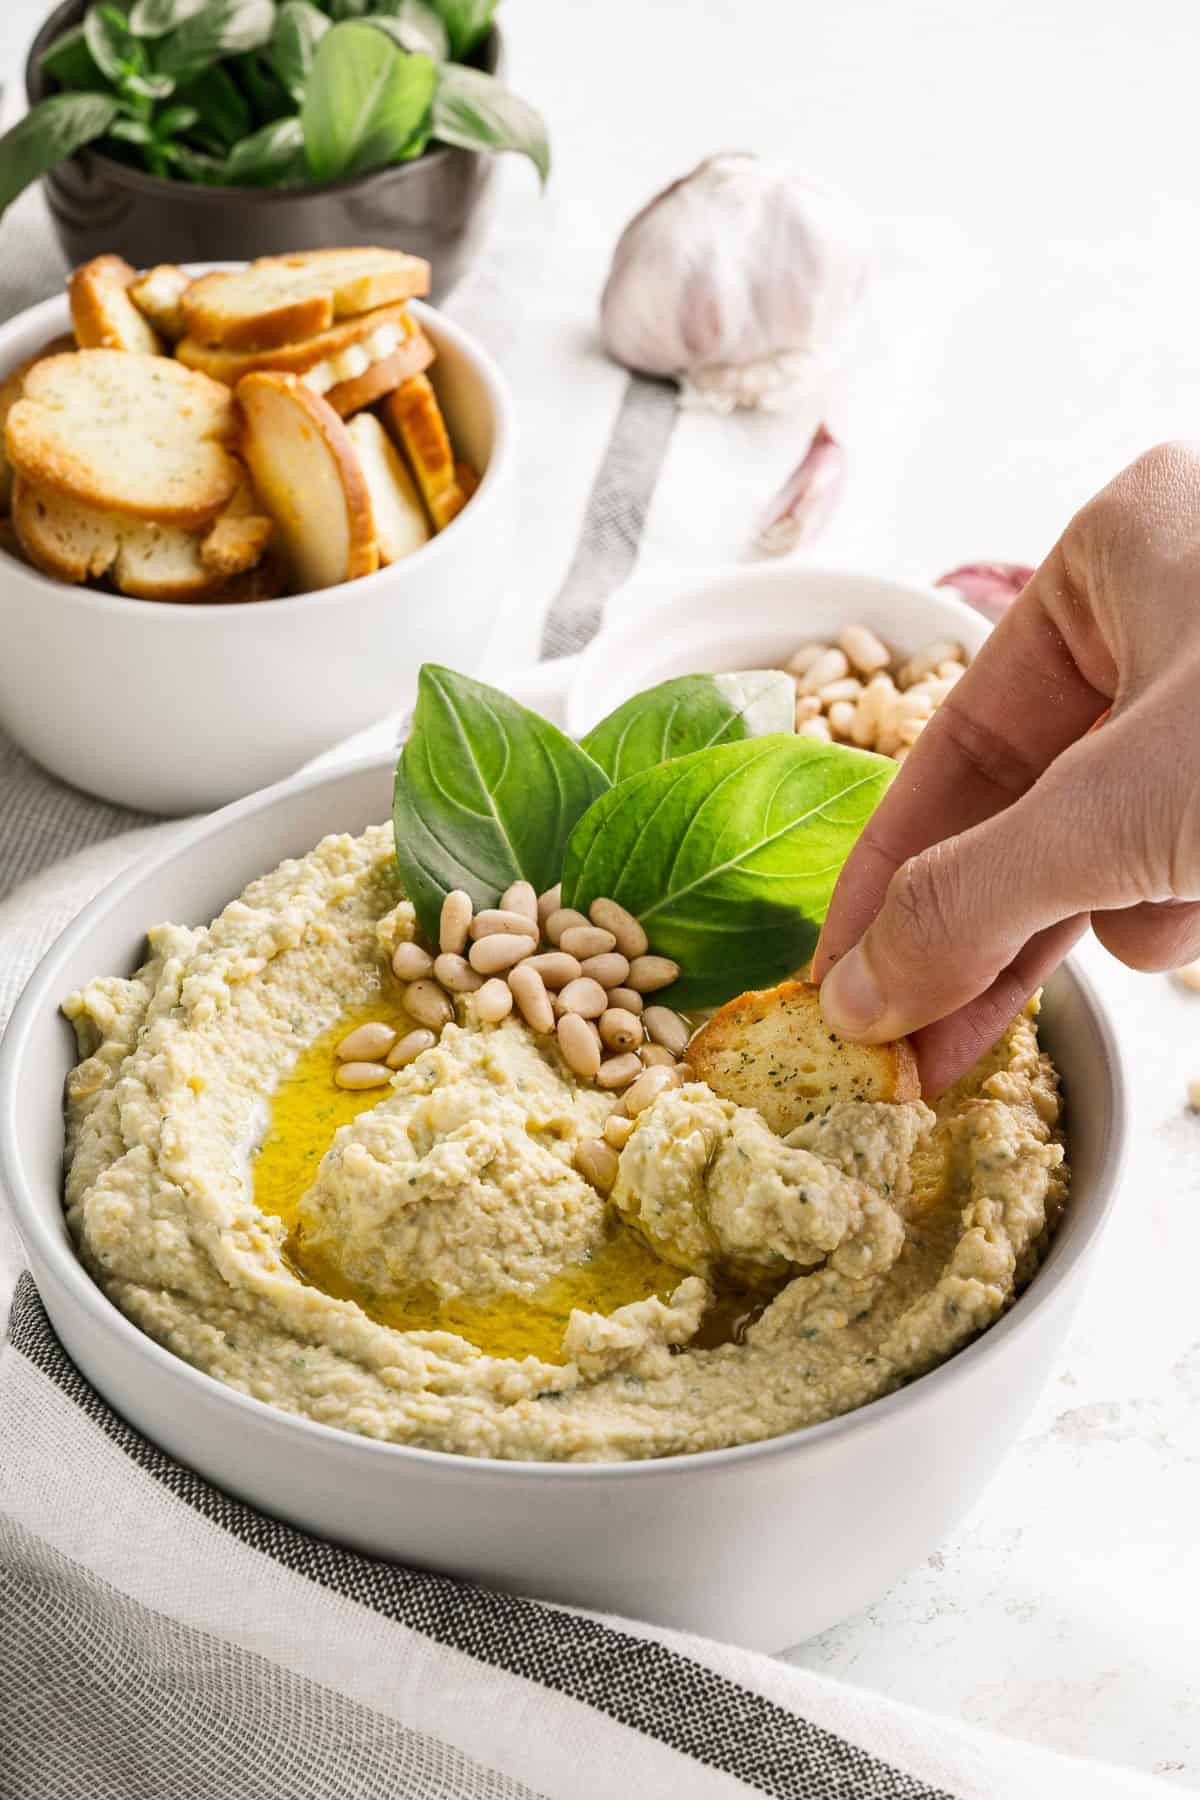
[
  {"xmin": 756, "ymin": 424, "xmax": 846, "ymax": 555},
  {"xmin": 934, "ymin": 562, "xmax": 1035, "ymax": 621}
]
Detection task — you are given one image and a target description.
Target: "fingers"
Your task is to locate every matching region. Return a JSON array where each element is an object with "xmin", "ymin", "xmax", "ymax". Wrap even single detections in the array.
[
  {"xmin": 813, "ymin": 549, "xmax": 1111, "ymax": 985},
  {"xmin": 1092, "ymin": 899, "xmax": 1200, "ymax": 972}
]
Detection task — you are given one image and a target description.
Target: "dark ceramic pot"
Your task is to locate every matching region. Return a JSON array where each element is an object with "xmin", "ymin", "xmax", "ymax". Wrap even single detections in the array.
[{"xmin": 25, "ymin": 0, "xmax": 499, "ymax": 298}]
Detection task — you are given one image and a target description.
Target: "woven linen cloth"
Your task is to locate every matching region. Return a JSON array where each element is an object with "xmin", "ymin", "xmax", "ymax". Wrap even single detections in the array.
[{"xmin": 0, "ymin": 188, "xmax": 1166, "ymax": 1800}]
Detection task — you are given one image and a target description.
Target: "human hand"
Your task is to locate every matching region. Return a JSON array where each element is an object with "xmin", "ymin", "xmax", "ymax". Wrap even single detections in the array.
[{"xmin": 813, "ymin": 442, "xmax": 1200, "ymax": 1093}]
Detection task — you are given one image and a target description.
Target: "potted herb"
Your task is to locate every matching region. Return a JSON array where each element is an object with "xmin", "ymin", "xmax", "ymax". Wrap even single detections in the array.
[{"xmin": 8, "ymin": 0, "xmax": 549, "ymax": 293}]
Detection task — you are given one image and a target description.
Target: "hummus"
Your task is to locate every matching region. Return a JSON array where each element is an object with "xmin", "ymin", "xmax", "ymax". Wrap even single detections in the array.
[{"xmin": 62, "ymin": 824, "xmax": 1069, "ymax": 1463}]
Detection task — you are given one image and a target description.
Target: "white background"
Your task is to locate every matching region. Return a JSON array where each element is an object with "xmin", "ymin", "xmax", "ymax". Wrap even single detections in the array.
[{"xmin": 4, "ymin": 0, "xmax": 1200, "ymax": 1786}]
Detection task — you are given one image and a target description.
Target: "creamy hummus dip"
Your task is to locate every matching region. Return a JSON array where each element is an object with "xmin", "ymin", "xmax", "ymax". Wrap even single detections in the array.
[{"xmin": 62, "ymin": 825, "xmax": 1069, "ymax": 1462}]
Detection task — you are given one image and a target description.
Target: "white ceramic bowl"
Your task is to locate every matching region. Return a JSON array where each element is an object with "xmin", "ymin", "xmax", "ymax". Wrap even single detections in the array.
[
  {"xmin": 0, "ymin": 733, "xmax": 1127, "ymax": 1652},
  {"xmin": 0, "ymin": 282, "xmax": 514, "ymax": 816}
]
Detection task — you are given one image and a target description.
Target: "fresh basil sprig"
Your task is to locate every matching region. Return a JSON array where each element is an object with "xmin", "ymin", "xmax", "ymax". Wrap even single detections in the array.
[
  {"xmin": 0, "ymin": 0, "xmax": 547, "ymax": 213},
  {"xmin": 581, "ymin": 671, "xmax": 796, "ymax": 784},
  {"xmin": 393, "ymin": 666, "xmax": 611, "ymax": 941},
  {"xmin": 562, "ymin": 737, "xmax": 896, "ymax": 1008}
]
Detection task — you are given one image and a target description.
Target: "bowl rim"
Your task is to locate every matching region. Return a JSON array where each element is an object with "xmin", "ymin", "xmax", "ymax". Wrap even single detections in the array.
[
  {"xmin": 0, "ymin": 723, "xmax": 1130, "ymax": 1486},
  {"xmin": 0, "ymin": 285, "xmax": 513, "ymax": 622}
]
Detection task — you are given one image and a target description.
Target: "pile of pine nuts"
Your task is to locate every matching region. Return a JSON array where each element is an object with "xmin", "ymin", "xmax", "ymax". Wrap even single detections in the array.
[
  {"xmin": 783, "ymin": 623, "xmax": 970, "ymax": 763},
  {"xmin": 333, "ymin": 881, "xmax": 695, "ymax": 1191}
]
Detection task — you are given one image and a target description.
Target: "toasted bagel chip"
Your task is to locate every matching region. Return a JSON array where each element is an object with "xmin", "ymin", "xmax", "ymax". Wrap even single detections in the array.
[
  {"xmin": 346, "ymin": 412, "xmax": 431, "ymax": 564},
  {"xmin": 128, "ymin": 263, "xmax": 191, "ymax": 341},
  {"xmin": 7, "ymin": 351, "xmax": 240, "ymax": 524},
  {"xmin": 12, "ymin": 476, "xmax": 228, "ymax": 601},
  {"xmin": 685, "ymin": 979, "xmax": 921, "ymax": 1134},
  {"xmin": 238, "ymin": 372, "xmax": 378, "ymax": 590},
  {"xmin": 380, "ymin": 373, "xmax": 467, "ymax": 531},
  {"xmin": 323, "ymin": 333, "xmax": 435, "ymax": 418},
  {"xmin": 175, "ymin": 303, "xmax": 422, "ymax": 386},
  {"xmin": 0, "ymin": 334, "xmax": 75, "ymax": 513},
  {"xmin": 198, "ymin": 478, "xmax": 274, "ymax": 575},
  {"xmin": 182, "ymin": 248, "xmax": 429, "ymax": 350},
  {"xmin": 69, "ymin": 255, "xmax": 163, "ymax": 355}
]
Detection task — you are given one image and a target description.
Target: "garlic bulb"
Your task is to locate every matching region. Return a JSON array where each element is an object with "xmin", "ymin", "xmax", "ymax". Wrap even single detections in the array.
[{"xmin": 600, "ymin": 152, "xmax": 870, "ymax": 414}]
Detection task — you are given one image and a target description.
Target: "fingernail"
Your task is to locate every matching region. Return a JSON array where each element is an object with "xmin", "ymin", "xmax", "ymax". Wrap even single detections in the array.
[{"xmin": 820, "ymin": 944, "xmax": 885, "ymax": 1036}]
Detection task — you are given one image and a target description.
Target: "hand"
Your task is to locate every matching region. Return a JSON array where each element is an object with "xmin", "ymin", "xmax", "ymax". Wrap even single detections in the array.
[{"xmin": 813, "ymin": 442, "xmax": 1200, "ymax": 1093}]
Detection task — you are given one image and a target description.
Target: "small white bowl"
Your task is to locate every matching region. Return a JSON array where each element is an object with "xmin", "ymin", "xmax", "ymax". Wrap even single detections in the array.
[
  {"xmin": 0, "ymin": 562, "xmax": 1128, "ymax": 1647},
  {"xmin": 0, "ymin": 281, "xmax": 514, "ymax": 816}
]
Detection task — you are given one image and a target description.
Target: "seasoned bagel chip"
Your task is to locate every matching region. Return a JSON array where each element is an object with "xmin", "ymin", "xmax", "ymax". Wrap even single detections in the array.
[
  {"xmin": 175, "ymin": 303, "xmax": 423, "ymax": 387},
  {"xmin": 69, "ymin": 255, "xmax": 163, "ymax": 354},
  {"xmin": 685, "ymin": 979, "xmax": 921, "ymax": 1133},
  {"xmin": 346, "ymin": 412, "xmax": 431, "ymax": 564},
  {"xmin": 183, "ymin": 248, "xmax": 429, "ymax": 350},
  {"xmin": 381, "ymin": 373, "xmax": 467, "ymax": 531},
  {"xmin": 0, "ymin": 334, "xmax": 74, "ymax": 512},
  {"xmin": 13, "ymin": 477, "xmax": 227, "ymax": 601},
  {"xmin": 128, "ymin": 263, "xmax": 191, "ymax": 341}
]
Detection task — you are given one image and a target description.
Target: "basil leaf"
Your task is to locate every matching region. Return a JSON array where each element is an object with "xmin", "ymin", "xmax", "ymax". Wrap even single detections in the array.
[
  {"xmin": 224, "ymin": 115, "xmax": 306, "ymax": 182},
  {"xmin": 0, "ymin": 93, "xmax": 121, "ymax": 216},
  {"xmin": 174, "ymin": 63, "xmax": 252, "ymax": 145},
  {"xmin": 230, "ymin": 50, "xmax": 295, "ymax": 125},
  {"xmin": 162, "ymin": 140, "xmax": 230, "ymax": 180},
  {"xmin": 329, "ymin": 0, "xmax": 369, "ymax": 14},
  {"xmin": 562, "ymin": 736, "xmax": 895, "ymax": 1008},
  {"xmin": 270, "ymin": 0, "xmax": 330, "ymax": 101},
  {"xmin": 84, "ymin": 5, "xmax": 143, "ymax": 84},
  {"xmin": 428, "ymin": 0, "xmax": 494, "ymax": 60},
  {"xmin": 393, "ymin": 665, "xmax": 611, "ymax": 940},
  {"xmin": 432, "ymin": 65, "xmax": 549, "ymax": 183},
  {"xmin": 156, "ymin": 0, "xmax": 275, "ymax": 82},
  {"xmin": 124, "ymin": 69, "xmax": 176, "ymax": 98},
  {"xmin": 108, "ymin": 114, "xmax": 155, "ymax": 144},
  {"xmin": 581, "ymin": 671, "xmax": 796, "ymax": 785},
  {"xmin": 128, "ymin": 0, "xmax": 209, "ymax": 34},
  {"xmin": 301, "ymin": 23, "xmax": 435, "ymax": 182},
  {"xmin": 154, "ymin": 101, "xmax": 200, "ymax": 135},
  {"xmin": 39, "ymin": 26, "xmax": 110, "ymax": 92},
  {"xmin": 369, "ymin": 0, "xmax": 449, "ymax": 60}
]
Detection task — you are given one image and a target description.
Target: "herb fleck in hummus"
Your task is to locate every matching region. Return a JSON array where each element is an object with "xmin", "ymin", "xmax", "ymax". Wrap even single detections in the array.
[{"xmin": 62, "ymin": 824, "xmax": 1068, "ymax": 1462}]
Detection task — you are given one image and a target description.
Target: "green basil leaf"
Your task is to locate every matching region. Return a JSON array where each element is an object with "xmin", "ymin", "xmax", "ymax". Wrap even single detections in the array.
[
  {"xmin": 153, "ymin": 101, "xmax": 200, "ymax": 135},
  {"xmin": 369, "ymin": 0, "xmax": 449, "ymax": 60},
  {"xmin": 39, "ymin": 26, "xmax": 110, "ymax": 92},
  {"xmin": 156, "ymin": 0, "xmax": 275, "ymax": 82},
  {"xmin": 301, "ymin": 23, "xmax": 435, "ymax": 182},
  {"xmin": 223, "ymin": 115, "xmax": 306, "ymax": 182},
  {"xmin": 84, "ymin": 5, "xmax": 143, "ymax": 84},
  {"xmin": 329, "ymin": 0, "xmax": 369, "ymax": 15},
  {"xmin": 427, "ymin": 0, "xmax": 494, "ymax": 60},
  {"xmin": 229, "ymin": 50, "xmax": 294, "ymax": 125},
  {"xmin": 161, "ymin": 140, "xmax": 230, "ymax": 180},
  {"xmin": 581, "ymin": 671, "xmax": 796, "ymax": 785},
  {"xmin": 123, "ymin": 68, "xmax": 176, "ymax": 98},
  {"xmin": 562, "ymin": 736, "xmax": 895, "ymax": 1009},
  {"xmin": 174, "ymin": 63, "xmax": 252, "ymax": 145},
  {"xmin": 269, "ymin": 0, "xmax": 330, "ymax": 101},
  {"xmin": 392, "ymin": 665, "xmax": 611, "ymax": 940},
  {"xmin": 108, "ymin": 114, "xmax": 155, "ymax": 143},
  {"xmin": 128, "ymin": 0, "xmax": 209, "ymax": 35},
  {"xmin": 432, "ymin": 64, "xmax": 549, "ymax": 183},
  {"xmin": 0, "ymin": 93, "xmax": 121, "ymax": 216}
]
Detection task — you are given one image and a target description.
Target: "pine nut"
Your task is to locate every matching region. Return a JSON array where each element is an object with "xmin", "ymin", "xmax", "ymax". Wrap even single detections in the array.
[
  {"xmin": 558, "ymin": 1011, "xmax": 602, "ymax": 1079},
  {"xmin": 606, "ymin": 987, "xmax": 643, "ymax": 1015},
  {"xmin": 624, "ymin": 1064, "xmax": 679, "ymax": 1116},
  {"xmin": 439, "ymin": 890, "xmax": 473, "ymax": 956},
  {"xmin": 817, "ymin": 676, "xmax": 863, "ymax": 705},
  {"xmin": 558, "ymin": 976, "xmax": 608, "ymax": 1018},
  {"xmin": 469, "ymin": 933, "xmax": 535, "ymax": 975},
  {"xmin": 596, "ymin": 1052, "xmax": 643, "ymax": 1090},
  {"xmin": 827, "ymin": 699, "xmax": 857, "ymax": 739},
  {"xmin": 559, "ymin": 924, "xmax": 616, "ymax": 959},
  {"xmin": 796, "ymin": 648, "xmax": 849, "ymax": 695},
  {"xmin": 537, "ymin": 882, "xmax": 562, "ymax": 927},
  {"xmin": 500, "ymin": 880, "xmax": 538, "ymax": 924},
  {"xmin": 937, "ymin": 660, "xmax": 966, "ymax": 683},
  {"xmin": 335, "ymin": 1060, "xmax": 393, "ymax": 1090},
  {"xmin": 642, "ymin": 1006, "xmax": 690, "ymax": 1056},
  {"xmin": 574, "ymin": 1136, "xmax": 619, "ymax": 1194},
  {"xmin": 897, "ymin": 717, "xmax": 926, "ymax": 747},
  {"xmin": 599, "ymin": 1007, "xmax": 643, "ymax": 1051},
  {"xmin": 899, "ymin": 640, "xmax": 964, "ymax": 688},
  {"xmin": 851, "ymin": 674, "xmax": 895, "ymax": 749},
  {"xmin": 588, "ymin": 897, "xmax": 648, "ymax": 959},
  {"xmin": 626, "ymin": 956, "xmax": 679, "ymax": 994},
  {"xmin": 470, "ymin": 909, "xmax": 539, "ymax": 940},
  {"xmin": 603, "ymin": 1113, "xmax": 635, "ymax": 1151},
  {"xmin": 785, "ymin": 642, "xmax": 831, "ymax": 676},
  {"xmin": 1174, "ymin": 961, "xmax": 1200, "ymax": 993},
  {"xmin": 508, "ymin": 962, "xmax": 554, "ymax": 1033},
  {"xmin": 794, "ymin": 694, "xmax": 823, "ymax": 724},
  {"xmin": 335, "ymin": 1021, "xmax": 397, "ymax": 1062},
  {"xmin": 434, "ymin": 952, "xmax": 483, "ymax": 993},
  {"xmin": 404, "ymin": 979, "xmax": 454, "ymax": 1029},
  {"xmin": 545, "ymin": 907, "xmax": 589, "ymax": 945},
  {"xmin": 838, "ymin": 623, "xmax": 890, "ymax": 674},
  {"xmin": 474, "ymin": 978, "xmax": 514, "ymax": 1023},
  {"xmin": 387, "ymin": 1028, "xmax": 436, "ymax": 1068},
  {"xmin": 639, "ymin": 1044, "xmax": 677, "ymax": 1069},
  {"xmin": 391, "ymin": 941, "xmax": 434, "ymax": 981},
  {"xmin": 580, "ymin": 951, "xmax": 629, "ymax": 988},
  {"xmin": 523, "ymin": 951, "xmax": 581, "ymax": 989},
  {"xmin": 797, "ymin": 716, "xmax": 832, "ymax": 740}
]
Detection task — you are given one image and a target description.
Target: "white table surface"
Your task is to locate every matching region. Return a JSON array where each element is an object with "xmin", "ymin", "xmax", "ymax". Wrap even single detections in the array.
[{"xmin": 5, "ymin": 0, "xmax": 1200, "ymax": 1786}]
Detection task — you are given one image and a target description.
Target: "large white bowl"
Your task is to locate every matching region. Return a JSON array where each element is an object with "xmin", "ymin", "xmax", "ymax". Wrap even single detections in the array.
[{"xmin": 0, "ymin": 281, "xmax": 514, "ymax": 816}]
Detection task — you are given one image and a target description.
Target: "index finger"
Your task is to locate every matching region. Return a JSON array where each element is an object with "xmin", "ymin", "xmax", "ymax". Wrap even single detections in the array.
[{"xmin": 811, "ymin": 551, "xmax": 1110, "ymax": 983}]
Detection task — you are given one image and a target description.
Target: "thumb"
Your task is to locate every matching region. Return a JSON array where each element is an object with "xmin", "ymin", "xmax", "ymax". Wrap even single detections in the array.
[{"xmin": 818, "ymin": 724, "xmax": 1167, "ymax": 1044}]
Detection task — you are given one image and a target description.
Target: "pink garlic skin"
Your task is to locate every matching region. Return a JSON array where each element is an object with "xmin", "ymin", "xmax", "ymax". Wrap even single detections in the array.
[
  {"xmin": 934, "ymin": 562, "xmax": 1035, "ymax": 621},
  {"xmin": 757, "ymin": 424, "xmax": 846, "ymax": 555}
]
